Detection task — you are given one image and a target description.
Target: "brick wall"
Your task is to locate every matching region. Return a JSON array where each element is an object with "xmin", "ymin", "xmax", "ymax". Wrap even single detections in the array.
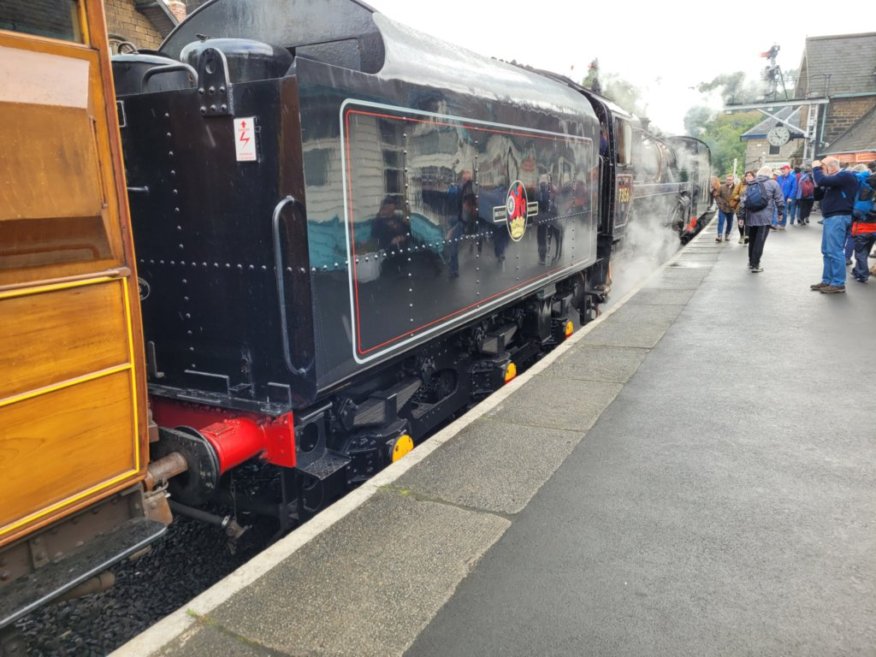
[
  {"xmin": 0, "ymin": 0, "xmax": 80, "ymax": 40},
  {"xmin": 743, "ymin": 138, "xmax": 805, "ymax": 171},
  {"xmin": 1, "ymin": 0, "xmax": 166, "ymax": 50},
  {"xmin": 104, "ymin": 0, "xmax": 163, "ymax": 51},
  {"xmin": 824, "ymin": 97, "xmax": 876, "ymax": 144}
]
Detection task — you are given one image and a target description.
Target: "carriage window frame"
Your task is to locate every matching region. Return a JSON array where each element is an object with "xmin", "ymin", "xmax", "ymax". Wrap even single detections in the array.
[{"xmin": 0, "ymin": 0, "xmax": 84, "ymax": 44}]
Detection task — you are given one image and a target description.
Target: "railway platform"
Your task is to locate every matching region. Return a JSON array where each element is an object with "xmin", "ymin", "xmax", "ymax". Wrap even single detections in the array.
[{"xmin": 114, "ymin": 216, "xmax": 876, "ymax": 657}]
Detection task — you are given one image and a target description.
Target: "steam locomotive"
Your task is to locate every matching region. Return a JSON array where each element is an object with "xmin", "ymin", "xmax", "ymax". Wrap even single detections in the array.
[
  {"xmin": 112, "ymin": 0, "xmax": 711, "ymax": 529},
  {"xmin": 0, "ymin": 0, "xmax": 711, "ymax": 638}
]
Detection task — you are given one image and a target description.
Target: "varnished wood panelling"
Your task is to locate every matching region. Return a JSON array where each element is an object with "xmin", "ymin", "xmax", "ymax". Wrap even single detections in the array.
[
  {"xmin": 0, "ymin": 33, "xmax": 125, "ymax": 288},
  {"xmin": 0, "ymin": 280, "xmax": 129, "ymax": 400},
  {"xmin": 0, "ymin": 369, "xmax": 137, "ymax": 534},
  {"xmin": 0, "ymin": 104, "xmax": 103, "ymax": 222}
]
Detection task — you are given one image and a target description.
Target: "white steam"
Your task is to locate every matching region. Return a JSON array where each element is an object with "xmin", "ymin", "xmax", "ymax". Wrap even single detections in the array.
[{"xmin": 608, "ymin": 212, "xmax": 682, "ymax": 302}]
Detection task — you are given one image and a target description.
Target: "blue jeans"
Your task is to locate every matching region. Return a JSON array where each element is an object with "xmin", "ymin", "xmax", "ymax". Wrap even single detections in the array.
[
  {"xmin": 821, "ymin": 215, "xmax": 852, "ymax": 286},
  {"xmin": 787, "ymin": 198, "xmax": 798, "ymax": 224},
  {"xmin": 717, "ymin": 209, "xmax": 734, "ymax": 236}
]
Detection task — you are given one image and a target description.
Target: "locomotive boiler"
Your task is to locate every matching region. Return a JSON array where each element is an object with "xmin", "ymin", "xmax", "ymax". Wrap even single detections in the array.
[{"xmin": 113, "ymin": 0, "xmax": 711, "ymax": 527}]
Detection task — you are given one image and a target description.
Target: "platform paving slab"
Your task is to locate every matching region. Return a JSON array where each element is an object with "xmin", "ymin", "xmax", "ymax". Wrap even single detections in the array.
[
  {"xmin": 483, "ymin": 376, "xmax": 623, "ymax": 434},
  {"xmin": 581, "ymin": 302, "xmax": 686, "ymax": 349},
  {"xmin": 155, "ymin": 623, "xmax": 280, "ymax": 657},
  {"xmin": 544, "ymin": 345, "xmax": 649, "ymax": 384},
  {"xmin": 394, "ymin": 418, "xmax": 581, "ymax": 516},
  {"xmin": 645, "ymin": 267, "xmax": 711, "ymax": 290},
  {"xmin": 199, "ymin": 489, "xmax": 509, "ymax": 657},
  {"xmin": 624, "ymin": 287, "xmax": 697, "ymax": 306}
]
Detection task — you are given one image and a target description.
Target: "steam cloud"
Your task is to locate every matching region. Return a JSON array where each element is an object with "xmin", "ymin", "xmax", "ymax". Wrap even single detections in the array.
[{"xmin": 608, "ymin": 213, "xmax": 682, "ymax": 302}]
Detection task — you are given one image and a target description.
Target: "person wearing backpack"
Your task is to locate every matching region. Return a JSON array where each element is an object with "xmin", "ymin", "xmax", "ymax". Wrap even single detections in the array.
[
  {"xmin": 810, "ymin": 157, "xmax": 858, "ymax": 294},
  {"xmin": 735, "ymin": 170, "xmax": 755, "ymax": 244},
  {"xmin": 741, "ymin": 166, "xmax": 784, "ymax": 273},
  {"xmin": 850, "ymin": 166, "xmax": 876, "ymax": 282},
  {"xmin": 797, "ymin": 166, "xmax": 816, "ymax": 225}
]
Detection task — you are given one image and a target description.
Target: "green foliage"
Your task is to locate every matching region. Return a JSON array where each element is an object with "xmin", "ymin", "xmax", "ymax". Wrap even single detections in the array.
[{"xmin": 684, "ymin": 107, "xmax": 760, "ymax": 176}]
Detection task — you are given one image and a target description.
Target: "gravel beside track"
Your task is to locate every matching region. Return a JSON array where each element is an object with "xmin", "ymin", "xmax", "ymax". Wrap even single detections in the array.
[{"xmin": 16, "ymin": 517, "xmax": 273, "ymax": 657}]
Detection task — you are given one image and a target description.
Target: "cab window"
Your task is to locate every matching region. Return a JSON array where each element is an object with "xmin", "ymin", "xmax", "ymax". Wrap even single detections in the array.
[
  {"xmin": 0, "ymin": 0, "xmax": 83, "ymax": 43},
  {"xmin": 615, "ymin": 119, "xmax": 632, "ymax": 167}
]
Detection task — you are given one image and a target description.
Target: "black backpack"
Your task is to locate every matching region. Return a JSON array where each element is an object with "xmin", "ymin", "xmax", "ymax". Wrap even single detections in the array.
[{"xmin": 745, "ymin": 180, "xmax": 769, "ymax": 211}]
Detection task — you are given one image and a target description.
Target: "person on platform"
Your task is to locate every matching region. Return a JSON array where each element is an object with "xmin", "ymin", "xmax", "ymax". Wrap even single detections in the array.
[
  {"xmin": 844, "ymin": 164, "xmax": 870, "ymax": 266},
  {"xmin": 809, "ymin": 157, "xmax": 858, "ymax": 294},
  {"xmin": 796, "ymin": 165, "xmax": 816, "ymax": 225},
  {"xmin": 715, "ymin": 174, "xmax": 741, "ymax": 242},
  {"xmin": 776, "ymin": 164, "xmax": 798, "ymax": 227},
  {"xmin": 735, "ymin": 171, "xmax": 755, "ymax": 244},
  {"xmin": 850, "ymin": 165, "xmax": 876, "ymax": 283},
  {"xmin": 742, "ymin": 166, "xmax": 784, "ymax": 273}
]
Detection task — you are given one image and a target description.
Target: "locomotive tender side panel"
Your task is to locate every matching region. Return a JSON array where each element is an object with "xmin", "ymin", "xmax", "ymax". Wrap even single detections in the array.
[
  {"xmin": 121, "ymin": 78, "xmax": 317, "ymax": 411},
  {"xmin": 122, "ymin": 0, "xmax": 604, "ymax": 410},
  {"xmin": 295, "ymin": 58, "xmax": 599, "ymax": 389},
  {"xmin": 340, "ymin": 101, "xmax": 597, "ymax": 363}
]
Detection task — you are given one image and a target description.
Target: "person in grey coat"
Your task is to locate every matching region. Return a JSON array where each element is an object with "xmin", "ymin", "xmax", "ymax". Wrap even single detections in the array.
[{"xmin": 742, "ymin": 166, "xmax": 785, "ymax": 272}]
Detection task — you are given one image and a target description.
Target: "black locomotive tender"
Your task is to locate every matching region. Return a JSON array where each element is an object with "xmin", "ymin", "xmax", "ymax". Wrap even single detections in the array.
[{"xmin": 114, "ymin": 0, "xmax": 711, "ymax": 528}]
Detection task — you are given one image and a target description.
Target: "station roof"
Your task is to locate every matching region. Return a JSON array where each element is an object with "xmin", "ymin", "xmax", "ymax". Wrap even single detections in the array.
[
  {"xmin": 821, "ymin": 105, "xmax": 876, "ymax": 156},
  {"xmin": 795, "ymin": 32, "xmax": 876, "ymax": 98}
]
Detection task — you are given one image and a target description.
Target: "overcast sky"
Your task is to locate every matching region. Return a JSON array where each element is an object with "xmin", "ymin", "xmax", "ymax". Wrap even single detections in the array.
[{"xmin": 366, "ymin": 0, "xmax": 856, "ymax": 134}]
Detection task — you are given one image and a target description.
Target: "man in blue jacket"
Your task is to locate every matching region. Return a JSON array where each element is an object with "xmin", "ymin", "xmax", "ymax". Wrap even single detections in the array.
[
  {"xmin": 777, "ymin": 164, "xmax": 798, "ymax": 226},
  {"xmin": 810, "ymin": 157, "xmax": 858, "ymax": 294}
]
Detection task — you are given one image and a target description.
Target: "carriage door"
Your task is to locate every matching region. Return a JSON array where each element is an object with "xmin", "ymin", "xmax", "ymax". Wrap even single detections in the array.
[{"xmin": 0, "ymin": 0, "xmax": 148, "ymax": 547}]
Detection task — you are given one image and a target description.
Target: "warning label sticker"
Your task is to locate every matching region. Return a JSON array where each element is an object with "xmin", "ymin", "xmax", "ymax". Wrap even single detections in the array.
[{"xmin": 234, "ymin": 117, "xmax": 257, "ymax": 162}]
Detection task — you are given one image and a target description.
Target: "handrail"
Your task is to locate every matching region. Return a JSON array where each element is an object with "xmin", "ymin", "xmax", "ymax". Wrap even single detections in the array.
[
  {"xmin": 271, "ymin": 196, "xmax": 309, "ymax": 376},
  {"xmin": 142, "ymin": 63, "xmax": 198, "ymax": 88}
]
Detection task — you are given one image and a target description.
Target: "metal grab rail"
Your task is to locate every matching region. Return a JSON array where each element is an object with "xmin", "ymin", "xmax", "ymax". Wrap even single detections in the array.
[
  {"xmin": 271, "ymin": 196, "xmax": 310, "ymax": 376},
  {"xmin": 142, "ymin": 63, "xmax": 198, "ymax": 88}
]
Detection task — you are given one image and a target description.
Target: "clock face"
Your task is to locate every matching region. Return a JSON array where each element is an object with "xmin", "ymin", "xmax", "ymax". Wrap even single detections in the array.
[{"xmin": 767, "ymin": 126, "xmax": 790, "ymax": 147}]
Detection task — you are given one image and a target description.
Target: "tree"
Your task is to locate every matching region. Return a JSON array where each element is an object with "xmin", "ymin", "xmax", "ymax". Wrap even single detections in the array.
[
  {"xmin": 698, "ymin": 72, "xmax": 761, "ymax": 106},
  {"xmin": 685, "ymin": 107, "xmax": 760, "ymax": 176}
]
